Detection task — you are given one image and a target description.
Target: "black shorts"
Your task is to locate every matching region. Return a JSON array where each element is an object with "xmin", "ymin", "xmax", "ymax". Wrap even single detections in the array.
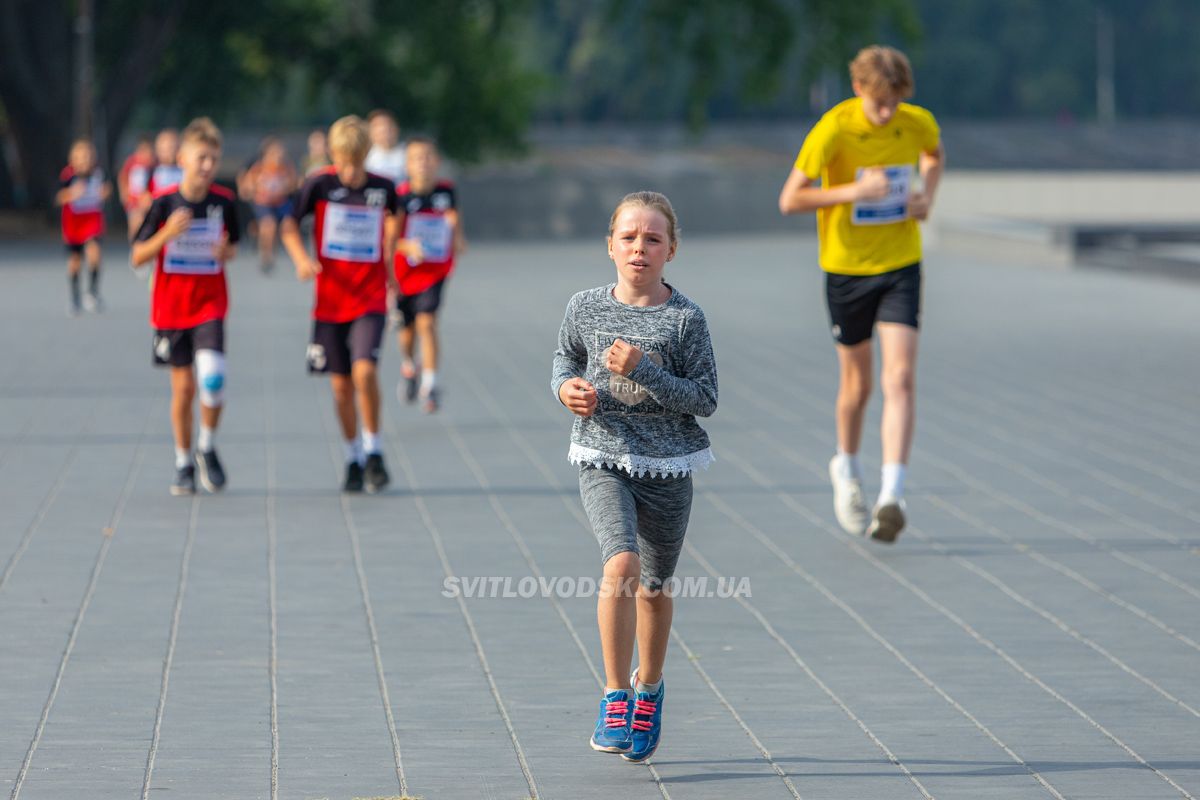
[
  {"xmin": 153, "ymin": 319, "xmax": 225, "ymax": 367},
  {"xmin": 825, "ymin": 263, "xmax": 921, "ymax": 346},
  {"xmin": 65, "ymin": 238, "xmax": 101, "ymax": 255},
  {"xmin": 395, "ymin": 280, "xmax": 445, "ymax": 327},
  {"xmin": 307, "ymin": 313, "xmax": 386, "ymax": 375}
]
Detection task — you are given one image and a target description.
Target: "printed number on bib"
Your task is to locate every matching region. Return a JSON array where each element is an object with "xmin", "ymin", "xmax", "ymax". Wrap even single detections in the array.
[
  {"xmin": 70, "ymin": 176, "xmax": 104, "ymax": 213},
  {"xmin": 851, "ymin": 164, "xmax": 913, "ymax": 226},
  {"xmin": 164, "ymin": 218, "xmax": 224, "ymax": 274},
  {"xmin": 321, "ymin": 204, "xmax": 383, "ymax": 262},
  {"xmin": 405, "ymin": 213, "xmax": 452, "ymax": 262}
]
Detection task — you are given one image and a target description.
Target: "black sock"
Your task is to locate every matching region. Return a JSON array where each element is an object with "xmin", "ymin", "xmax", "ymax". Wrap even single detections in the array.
[
  {"xmin": 69, "ymin": 272, "xmax": 81, "ymax": 302},
  {"xmin": 88, "ymin": 268, "xmax": 100, "ymax": 294}
]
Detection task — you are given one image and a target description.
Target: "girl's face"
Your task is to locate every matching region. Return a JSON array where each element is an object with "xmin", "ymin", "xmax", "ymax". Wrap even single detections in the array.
[{"xmin": 608, "ymin": 206, "xmax": 675, "ymax": 289}]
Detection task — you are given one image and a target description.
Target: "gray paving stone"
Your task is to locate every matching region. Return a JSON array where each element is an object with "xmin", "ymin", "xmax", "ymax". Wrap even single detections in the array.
[{"xmin": 1, "ymin": 234, "xmax": 1198, "ymax": 799}]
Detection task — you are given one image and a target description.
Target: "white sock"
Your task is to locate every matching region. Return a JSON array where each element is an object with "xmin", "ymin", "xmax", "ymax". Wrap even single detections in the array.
[
  {"xmin": 197, "ymin": 425, "xmax": 215, "ymax": 453},
  {"xmin": 834, "ymin": 449, "xmax": 862, "ymax": 481},
  {"xmin": 343, "ymin": 438, "xmax": 362, "ymax": 465},
  {"xmin": 880, "ymin": 463, "xmax": 906, "ymax": 502},
  {"xmin": 420, "ymin": 370, "xmax": 437, "ymax": 394},
  {"xmin": 636, "ymin": 678, "xmax": 663, "ymax": 695},
  {"xmin": 175, "ymin": 448, "xmax": 192, "ymax": 469},
  {"xmin": 360, "ymin": 429, "xmax": 380, "ymax": 455}
]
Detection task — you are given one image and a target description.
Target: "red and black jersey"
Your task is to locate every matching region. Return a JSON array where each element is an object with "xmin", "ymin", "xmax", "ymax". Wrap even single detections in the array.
[
  {"xmin": 119, "ymin": 154, "xmax": 154, "ymax": 210},
  {"xmin": 394, "ymin": 180, "xmax": 457, "ymax": 296},
  {"xmin": 292, "ymin": 168, "xmax": 398, "ymax": 323},
  {"xmin": 135, "ymin": 185, "xmax": 240, "ymax": 330},
  {"xmin": 59, "ymin": 166, "xmax": 106, "ymax": 245}
]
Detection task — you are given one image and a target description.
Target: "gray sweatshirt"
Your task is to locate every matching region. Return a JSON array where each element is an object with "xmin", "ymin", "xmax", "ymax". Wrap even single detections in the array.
[{"xmin": 551, "ymin": 283, "xmax": 718, "ymax": 477}]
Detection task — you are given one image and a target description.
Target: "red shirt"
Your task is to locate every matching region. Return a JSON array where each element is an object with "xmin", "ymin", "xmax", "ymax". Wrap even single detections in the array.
[
  {"xmin": 119, "ymin": 154, "xmax": 154, "ymax": 211},
  {"xmin": 394, "ymin": 180, "xmax": 457, "ymax": 296},
  {"xmin": 134, "ymin": 185, "xmax": 240, "ymax": 330},
  {"xmin": 59, "ymin": 166, "xmax": 106, "ymax": 245},
  {"xmin": 292, "ymin": 168, "xmax": 398, "ymax": 322}
]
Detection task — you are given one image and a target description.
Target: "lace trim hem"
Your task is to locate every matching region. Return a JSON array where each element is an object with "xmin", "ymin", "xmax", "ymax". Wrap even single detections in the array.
[{"xmin": 568, "ymin": 443, "xmax": 714, "ymax": 478}]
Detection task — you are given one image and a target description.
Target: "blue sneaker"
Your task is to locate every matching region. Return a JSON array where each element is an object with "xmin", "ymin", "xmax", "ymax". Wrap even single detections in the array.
[
  {"xmin": 623, "ymin": 669, "xmax": 664, "ymax": 762},
  {"xmin": 590, "ymin": 689, "xmax": 633, "ymax": 753}
]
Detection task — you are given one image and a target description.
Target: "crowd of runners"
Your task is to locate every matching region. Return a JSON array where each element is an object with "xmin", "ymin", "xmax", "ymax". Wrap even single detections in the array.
[{"xmin": 53, "ymin": 45, "xmax": 942, "ymax": 766}]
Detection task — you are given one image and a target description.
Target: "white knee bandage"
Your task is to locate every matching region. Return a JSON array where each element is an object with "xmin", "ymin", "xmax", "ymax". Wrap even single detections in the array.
[{"xmin": 195, "ymin": 349, "xmax": 226, "ymax": 408}]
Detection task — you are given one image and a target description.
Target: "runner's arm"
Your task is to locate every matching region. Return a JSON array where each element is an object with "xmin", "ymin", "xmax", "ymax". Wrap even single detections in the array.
[
  {"xmin": 778, "ymin": 168, "xmax": 888, "ymax": 215},
  {"xmin": 447, "ymin": 208, "xmax": 467, "ymax": 256},
  {"xmin": 909, "ymin": 143, "xmax": 946, "ymax": 221}
]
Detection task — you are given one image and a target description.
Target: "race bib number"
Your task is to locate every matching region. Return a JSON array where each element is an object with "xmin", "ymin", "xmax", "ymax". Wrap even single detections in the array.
[
  {"xmin": 70, "ymin": 176, "xmax": 104, "ymax": 213},
  {"xmin": 405, "ymin": 213, "xmax": 452, "ymax": 261},
  {"xmin": 164, "ymin": 218, "xmax": 223, "ymax": 274},
  {"xmin": 851, "ymin": 164, "xmax": 913, "ymax": 225},
  {"xmin": 321, "ymin": 204, "xmax": 383, "ymax": 262}
]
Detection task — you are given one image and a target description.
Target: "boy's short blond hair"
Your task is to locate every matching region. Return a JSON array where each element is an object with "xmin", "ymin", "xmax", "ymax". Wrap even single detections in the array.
[
  {"xmin": 180, "ymin": 117, "xmax": 222, "ymax": 149},
  {"xmin": 849, "ymin": 45, "xmax": 914, "ymax": 99},
  {"xmin": 328, "ymin": 115, "xmax": 371, "ymax": 163}
]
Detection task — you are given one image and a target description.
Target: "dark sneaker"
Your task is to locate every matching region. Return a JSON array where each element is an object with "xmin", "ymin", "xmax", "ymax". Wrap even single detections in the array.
[
  {"xmin": 67, "ymin": 295, "xmax": 82, "ymax": 317},
  {"xmin": 196, "ymin": 449, "xmax": 226, "ymax": 493},
  {"xmin": 421, "ymin": 387, "xmax": 440, "ymax": 414},
  {"xmin": 363, "ymin": 453, "xmax": 389, "ymax": 494},
  {"xmin": 867, "ymin": 498, "xmax": 907, "ymax": 544},
  {"xmin": 589, "ymin": 689, "xmax": 633, "ymax": 753},
  {"xmin": 622, "ymin": 669, "xmax": 664, "ymax": 763},
  {"xmin": 343, "ymin": 460, "xmax": 364, "ymax": 493},
  {"xmin": 171, "ymin": 464, "xmax": 196, "ymax": 496}
]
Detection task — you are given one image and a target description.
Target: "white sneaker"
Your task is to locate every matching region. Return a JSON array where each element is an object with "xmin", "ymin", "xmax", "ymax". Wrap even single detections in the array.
[
  {"xmin": 829, "ymin": 457, "xmax": 869, "ymax": 535},
  {"xmin": 867, "ymin": 497, "xmax": 907, "ymax": 544}
]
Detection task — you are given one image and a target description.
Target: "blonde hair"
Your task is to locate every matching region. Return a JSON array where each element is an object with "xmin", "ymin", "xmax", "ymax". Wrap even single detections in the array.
[
  {"xmin": 328, "ymin": 115, "xmax": 371, "ymax": 163},
  {"xmin": 608, "ymin": 191, "xmax": 680, "ymax": 246},
  {"xmin": 849, "ymin": 45, "xmax": 915, "ymax": 98},
  {"xmin": 180, "ymin": 117, "xmax": 222, "ymax": 149}
]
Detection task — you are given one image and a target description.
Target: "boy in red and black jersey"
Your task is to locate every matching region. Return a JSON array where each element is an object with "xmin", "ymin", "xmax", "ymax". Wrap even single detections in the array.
[
  {"xmin": 132, "ymin": 117, "xmax": 239, "ymax": 497},
  {"xmin": 118, "ymin": 134, "xmax": 155, "ymax": 240},
  {"xmin": 55, "ymin": 139, "xmax": 111, "ymax": 315},
  {"xmin": 393, "ymin": 136, "xmax": 465, "ymax": 413},
  {"xmin": 281, "ymin": 115, "xmax": 398, "ymax": 494}
]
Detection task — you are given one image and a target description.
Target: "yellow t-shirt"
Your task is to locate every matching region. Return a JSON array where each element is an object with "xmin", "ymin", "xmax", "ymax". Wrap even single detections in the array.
[{"xmin": 795, "ymin": 98, "xmax": 940, "ymax": 276}]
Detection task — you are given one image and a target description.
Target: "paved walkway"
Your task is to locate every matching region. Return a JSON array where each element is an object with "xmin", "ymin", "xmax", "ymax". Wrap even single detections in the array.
[{"xmin": 1, "ymin": 235, "xmax": 1198, "ymax": 800}]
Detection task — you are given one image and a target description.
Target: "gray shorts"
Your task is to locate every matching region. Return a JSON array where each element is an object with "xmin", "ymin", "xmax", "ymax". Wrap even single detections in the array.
[{"xmin": 579, "ymin": 465, "xmax": 693, "ymax": 590}]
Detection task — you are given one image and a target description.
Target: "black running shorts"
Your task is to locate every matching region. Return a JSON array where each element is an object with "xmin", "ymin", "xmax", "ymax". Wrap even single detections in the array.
[
  {"xmin": 824, "ymin": 262, "xmax": 921, "ymax": 346},
  {"xmin": 153, "ymin": 319, "xmax": 225, "ymax": 367},
  {"xmin": 306, "ymin": 313, "xmax": 386, "ymax": 375},
  {"xmin": 394, "ymin": 280, "xmax": 445, "ymax": 327}
]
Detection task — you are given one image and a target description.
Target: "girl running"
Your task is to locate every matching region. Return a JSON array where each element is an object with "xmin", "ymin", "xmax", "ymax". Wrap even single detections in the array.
[{"xmin": 552, "ymin": 191, "xmax": 717, "ymax": 763}]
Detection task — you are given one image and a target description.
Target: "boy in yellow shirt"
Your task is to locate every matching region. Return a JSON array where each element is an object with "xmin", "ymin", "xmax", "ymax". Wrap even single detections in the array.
[{"xmin": 779, "ymin": 45, "xmax": 944, "ymax": 543}]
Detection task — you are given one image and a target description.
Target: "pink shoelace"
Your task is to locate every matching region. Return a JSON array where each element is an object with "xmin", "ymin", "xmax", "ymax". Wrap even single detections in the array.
[
  {"xmin": 604, "ymin": 700, "xmax": 630, "ymax": 728},
  {"xmin": 631, "ymin": 698, "xmax": 657, "ymax": 731}
]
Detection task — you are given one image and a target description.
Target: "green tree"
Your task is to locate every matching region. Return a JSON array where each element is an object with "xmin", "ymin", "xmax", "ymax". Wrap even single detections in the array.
[
  {"xmin": 0, "ymin": 0, "xmax": 538, "ymax": 211},
  {"xmin": 524, "ymin": 0, "xmax": 920, "ymax": 125}
]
